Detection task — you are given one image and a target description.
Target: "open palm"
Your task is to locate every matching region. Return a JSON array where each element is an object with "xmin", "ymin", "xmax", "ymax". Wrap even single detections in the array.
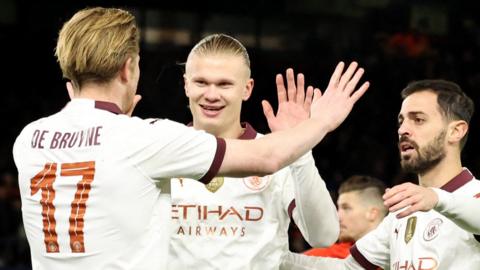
[{"xmin": 262, "ymin": 68, "xmax": 315, "ymax": 132}]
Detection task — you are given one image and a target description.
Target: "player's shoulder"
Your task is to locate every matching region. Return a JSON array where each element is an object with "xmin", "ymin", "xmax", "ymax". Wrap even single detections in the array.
[
  {"xmin": 131, "ymin": 117, "xmax": 201, "ymax": 140},
  {"xmin": 466, "ymin": 177, "xmax": 480, "ymax": 194},
  {"xmin": 14, "ymin": 116, "xmax": 50, "ymax": 143},
  {"xmin": 456, "ymin": 169, "xmax": 480, "ymax": 194}
]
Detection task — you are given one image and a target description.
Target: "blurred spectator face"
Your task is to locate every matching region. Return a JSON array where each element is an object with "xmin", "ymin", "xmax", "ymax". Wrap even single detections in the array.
[{"xmin": 337, "ymin": 191, "xmax": 371, "ymax": 242}]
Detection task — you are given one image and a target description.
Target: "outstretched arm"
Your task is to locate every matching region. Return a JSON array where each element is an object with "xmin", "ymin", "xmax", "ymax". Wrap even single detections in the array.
[
  {"xmin": 280, "ymin": 252, "xmax": 364, "ymax": 270},
  {"xmin": 264, "ymin": 68, "xmax": 338, "ymax": 247},
  {"xmin": 218, "ymin": 61, "xmax": 370, "ymax": 177}
]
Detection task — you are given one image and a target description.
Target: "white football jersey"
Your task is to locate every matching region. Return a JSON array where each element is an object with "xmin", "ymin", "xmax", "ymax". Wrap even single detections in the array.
[
  {"xmin": 168, "ymin": 123, "xmax": 301, "ymax": 270},
  {"xmin": 13, "ymin": 99, "xmax": 225, "ymax": 270},
  {"xmin": 352, "ymin": 169, "xmax": 480, "ymax": 270}
]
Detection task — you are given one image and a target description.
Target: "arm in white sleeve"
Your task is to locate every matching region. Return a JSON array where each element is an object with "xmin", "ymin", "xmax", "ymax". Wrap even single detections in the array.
[
  {"xmin": 289, "ymin": 151, "xmax": 339, "ymax": 247},
  {"xmin": 433, "ymin": 188, "xmax": 480, "ymax": 235},
  {"xmin": 280, "ymin": 252, "xmax": 364, "ymax": 270}
]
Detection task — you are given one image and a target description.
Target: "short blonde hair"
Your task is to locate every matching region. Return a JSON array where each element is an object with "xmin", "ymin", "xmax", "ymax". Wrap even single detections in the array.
[
  {"xmin": 188, "ymin": 34, "xmax": 250, "ymax": 76},
  {"xmin": 55, "ymin": 7, "xmax": 140, "ymax": 88}
]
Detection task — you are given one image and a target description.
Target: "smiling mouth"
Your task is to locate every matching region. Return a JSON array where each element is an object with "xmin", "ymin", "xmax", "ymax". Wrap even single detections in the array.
[
  {"xmin": 200, "ymin": 104, "xmax": 224, "ymax": 111},
  {"xmin": 200, "ymin": 104, "xmax": 224, "ymax": 116}
]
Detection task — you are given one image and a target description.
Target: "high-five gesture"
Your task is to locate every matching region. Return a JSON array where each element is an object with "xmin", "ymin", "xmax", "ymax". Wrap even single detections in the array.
[
  {"xmin": 262, "ymin": 68, "xmax": 315, "ymax": 132},
  {"xmin": 311, "ymin": 61, "xmax": 369, "ymax": 132}
]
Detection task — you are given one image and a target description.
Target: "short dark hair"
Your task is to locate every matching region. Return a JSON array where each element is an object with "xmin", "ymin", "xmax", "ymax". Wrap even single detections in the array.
[
  {"xmin": 339, "ymin": 175, "xmax": 386, "ymax": 195},
  {"xmin": 401, "ymin": 79, "xmax": 474, "ymax": 148}
]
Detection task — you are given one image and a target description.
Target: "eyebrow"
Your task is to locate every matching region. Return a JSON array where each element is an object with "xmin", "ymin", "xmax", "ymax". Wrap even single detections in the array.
[
  {"xmin": 192, "ymin": 76, "xmax": 235, "ymax": 84},
  {"xmin": 398, "ymin": 111, "xmax": 426, "ymax": 119}
]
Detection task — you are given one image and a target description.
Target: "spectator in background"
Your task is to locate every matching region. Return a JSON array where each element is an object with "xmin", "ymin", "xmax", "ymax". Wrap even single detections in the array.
[{"xmin": 304, "ymin": 175, "xmax": 387, "ymax": 259}]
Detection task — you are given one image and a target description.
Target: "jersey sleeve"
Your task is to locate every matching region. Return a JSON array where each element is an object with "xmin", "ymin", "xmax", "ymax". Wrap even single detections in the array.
[
  {"xmin": 288, "ymin": 151, "xmax": 339, "ymax": 247},
  {"xmin": 433, "ymin": 187, "xmax": 480, "ymax": 235},
  {"xmin": 280, "ymin": 251, "xmax": 364, "ymax": 270},
  {"xmin": 351, "ymin": 214, "xmax": 392, "ymax": 269},
  {"xmin": 129, "ymin": 119, "xmax": 225, "ymax": 184}
]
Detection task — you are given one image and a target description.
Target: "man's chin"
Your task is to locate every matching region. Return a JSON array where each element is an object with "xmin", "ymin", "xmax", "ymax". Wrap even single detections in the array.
[{"xmin": 338, "ymin": 235, "xmax": 355, "ymax": 243}]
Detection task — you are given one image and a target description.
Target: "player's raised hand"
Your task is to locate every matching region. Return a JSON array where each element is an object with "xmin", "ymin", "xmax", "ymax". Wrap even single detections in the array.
[
  {"xmin": 383, "ymin": 182, "xmax": 439, "ymax": 218},
  {"xmin": 262, "ymin": 68, "xmax": 314, "ymax": 132},
  {"xmin": 66, "ymin": 81, "xmax": 141, "ymax": 117},
  {"xmin": 310, "ymin": 61, "xmax": 369, "ymax": 132}
]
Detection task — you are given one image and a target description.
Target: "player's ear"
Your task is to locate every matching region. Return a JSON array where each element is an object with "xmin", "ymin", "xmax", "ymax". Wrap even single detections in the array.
[
  {"xmin": 242, "ymin": 79, "xmax": 254, "ymax": 101},
  {"xmin": 366, "ymin": 207, "xmax": 379, "ymax": 222},
  {"xmin": 120, "ymin": 57, "xmax": 134, "ymax": 83},
  {"xmin": 183, "ymin": 74, "xmax": 190, "ymax": 97},
  {"xmin": 447, "ymin": 120, "xmax": 468, "ymax": 146},
  {"xmin": 66, "ymin": 81, "xmax": 76, "ymax": 99}
]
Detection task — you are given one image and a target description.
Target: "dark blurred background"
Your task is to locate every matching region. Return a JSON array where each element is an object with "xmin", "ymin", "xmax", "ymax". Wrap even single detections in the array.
[{"xmin": 1, "ymin": 0, "xmax": 480, "ymax": 268}]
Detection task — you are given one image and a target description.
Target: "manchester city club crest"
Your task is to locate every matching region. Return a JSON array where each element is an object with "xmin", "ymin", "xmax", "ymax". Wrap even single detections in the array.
[
  {"xmin": 243, "ymin": 175, "xmax": 271, "ymax": 191},
  {"xmin": 404, "ymin": 216, "xmax": 417, "ymax": 244},
  {"xmin": 423, "ymin": 218, "xmax": 443, "ymax": 241}
]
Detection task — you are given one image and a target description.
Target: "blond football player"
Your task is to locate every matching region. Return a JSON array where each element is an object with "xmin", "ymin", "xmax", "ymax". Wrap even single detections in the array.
[
  {"xmin": 13, "ymin": 7, "xmax": 369, "ymax": 270},
  {"xmin": 167, "ymin": 34, "xmax": 353, "ymax": 269}
]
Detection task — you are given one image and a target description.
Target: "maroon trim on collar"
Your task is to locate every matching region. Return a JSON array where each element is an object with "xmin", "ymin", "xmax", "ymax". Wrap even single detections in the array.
[
  {"xmin": 350, "ymin": 245, "xmax": 381, "ymax": 270},
  {"xmin": 475, "ymin": 234, "xmax": 480, "ymax": 243},
  {"xmin": 287, "ymin": 199, "xmax": 296, "ymax": 218},
  {"xmin": 440, "ymin": 169, "xmax": 474, "ymax": 192},
  {"xmin": 199, "ymin": 138, "xmax": 226, "ymax": 185},
  {"xmin": 238, "ymin": 122, "xmax": 257, "ymax": 140},
  {"xmin": 94, "ymin": 101, "xmax": 123, "ymax": 115},
  {"xmin": 186, "ymin": 122, "xmax": 258, "ymax": 139}
]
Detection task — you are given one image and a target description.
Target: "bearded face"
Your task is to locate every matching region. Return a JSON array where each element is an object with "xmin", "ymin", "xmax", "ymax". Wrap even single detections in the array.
[{"xmin": 399, "ymin": 129, "xmax": 447, "ymax": 174}]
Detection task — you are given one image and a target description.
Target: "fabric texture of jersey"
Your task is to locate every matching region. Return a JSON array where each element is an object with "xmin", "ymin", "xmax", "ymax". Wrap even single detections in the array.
[
  {"xmin": 167, "ymin": 123, "xmax": 319, "ymax": 270},
  {"xmin": 13, "ymin": 99, "xmax": 225, "ymax": 270},
  {"xmin": 352, "ymin": 169, "xmax": 480, "ymax": 270}
]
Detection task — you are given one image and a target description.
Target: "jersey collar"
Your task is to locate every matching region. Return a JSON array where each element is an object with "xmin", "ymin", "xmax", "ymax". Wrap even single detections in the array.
[
  {"xmin": 94, "ymin": 101, "xmax": 123, "ymax": 115},
  {"xmin": 238, "ymin": 122, "xmax": 257, "ymax": 140},
  {"xmin": 440, "ymin": 168, "xmax": 474, "ymax": 192},
  {"xmin": 186, "ymin": 122, "xmax": 258, "ymax": 140}
]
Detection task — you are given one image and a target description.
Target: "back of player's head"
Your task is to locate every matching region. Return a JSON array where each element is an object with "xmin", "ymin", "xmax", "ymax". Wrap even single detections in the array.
[
  {"xmin": 187, "ymin": 34, "xmax": 250, "ymax": 76},
  {"xmin": 339, "ymin": 175, "xmax": 387, "ymax": 218},
  {"xmin": 401, "ymin": 79, "xmax": 474, "ymax": 149},
  {"xmin": 55, "ymin": 7, "xmax": 140, "ymax": 89}
]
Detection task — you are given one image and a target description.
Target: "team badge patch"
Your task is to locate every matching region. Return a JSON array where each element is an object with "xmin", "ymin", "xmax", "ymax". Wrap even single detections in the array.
[
  {"xmin": 423, "ymin": 218, "xmax": 443, "ymax": 241},
  {"xmin": 243, "ymin": 176, "xmax": 271, "ymax": 191},
  {"xmin": 404, "ymin": 216, "xmax": 417, "ymax": 244},
  {"xmin": 205, "ymin": 177, "xmax": 224, "ymax": 193}
]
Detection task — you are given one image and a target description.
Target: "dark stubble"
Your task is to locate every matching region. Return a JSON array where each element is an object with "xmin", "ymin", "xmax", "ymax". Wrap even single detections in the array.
[{"xmin": 399, "ymin": 129, "xmax": 447, "ymax": 174}]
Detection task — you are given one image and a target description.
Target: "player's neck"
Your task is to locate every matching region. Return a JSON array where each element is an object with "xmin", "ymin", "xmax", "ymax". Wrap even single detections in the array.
[
  {"xmin": 195, "ymin": 122, "xmax": 245, "ymax": 139},
  {"xmin": 76, "ymin": 81, "xmax": 126, "ymax": 113},
  {"xmin": 417, "ymin": 154, "xmax": 463, "ymax": 188}
]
